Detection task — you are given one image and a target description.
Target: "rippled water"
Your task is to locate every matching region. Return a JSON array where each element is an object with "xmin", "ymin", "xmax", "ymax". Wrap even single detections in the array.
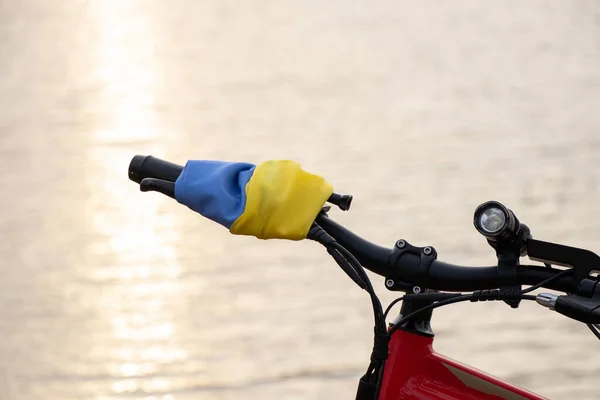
[{"xmin": 1, "ymin": 1, "xmax": 600, "ymax": 399}]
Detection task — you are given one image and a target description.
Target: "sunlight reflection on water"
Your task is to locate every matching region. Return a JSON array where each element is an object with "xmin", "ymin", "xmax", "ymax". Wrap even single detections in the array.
[{"xmin": 87, "ymin": 1, "xmax": 187, "ymax": 396}]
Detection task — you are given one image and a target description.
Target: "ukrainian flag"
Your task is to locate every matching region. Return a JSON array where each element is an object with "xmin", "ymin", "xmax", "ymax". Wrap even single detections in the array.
[{"xmin": 175, "ymin": 160, "xmax": 333, "ymax": 240}]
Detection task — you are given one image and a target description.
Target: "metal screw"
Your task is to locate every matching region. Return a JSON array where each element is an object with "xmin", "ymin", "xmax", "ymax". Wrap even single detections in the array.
[
  {"xmin": 423, "ymin": 246, "xmax": 432, "ymax": 255},
  {"xmin": 413, "ymin": 286, "xmax": 422, "ymax": 294},
  {"xmin": 396, "ymin": 240, "xmax": 406, "ymax": 249},
  {"xmin": 386, "ymin": 279, "xmax": 395, "ymax": 288}
]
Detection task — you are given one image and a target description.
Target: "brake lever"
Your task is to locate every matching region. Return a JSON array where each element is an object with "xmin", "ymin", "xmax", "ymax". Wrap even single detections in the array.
[
  {"xmin": 537, "ymin": 293, "xmax": 600, "ymax": 324},
  {"xmin": 139, "ymin": 178, "xmax": 176, "ymax": 199}
]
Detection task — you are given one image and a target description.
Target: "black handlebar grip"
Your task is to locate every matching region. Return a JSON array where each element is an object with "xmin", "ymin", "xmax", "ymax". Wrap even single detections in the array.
[{"xmin": 128, "ymin": 155, "xmax": 184, "ymax": 184}]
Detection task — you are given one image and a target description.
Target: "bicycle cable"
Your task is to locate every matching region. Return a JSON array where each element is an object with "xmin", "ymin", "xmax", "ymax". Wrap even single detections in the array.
[
  {"xmin": 385, "ymin": 267, "xmax": 575, "ymax": 326},
  {"xmin": 587, "ymin": 324, "xmax": 600, "ymax": 340},
  {"xmin": 383, "ymin": 296, "xmax": 406, "ymax": 321},
  {"xmin": 388, "ymin": 293, "xmax": 537, "ymax": 335},
  {"xmin": 308, "ymin": 223, "xmax": 388, "ymax": 400},
  {"xmin": 520, "ymin": 268, "xmax": 572, "ymax": 294}
]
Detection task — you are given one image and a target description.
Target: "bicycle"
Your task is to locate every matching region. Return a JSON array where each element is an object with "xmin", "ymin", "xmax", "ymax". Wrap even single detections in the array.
[{"xmin": 128, "ymin": 155, "xmax": 600, "ymax": 400}]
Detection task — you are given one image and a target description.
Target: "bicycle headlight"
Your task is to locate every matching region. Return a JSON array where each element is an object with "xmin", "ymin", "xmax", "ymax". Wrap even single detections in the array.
[
  {"xmin": 478, "ymin": 207, "xmax": 506, "ymax": 234},
  {"xmin": 473, "ymin": 201, "xmax": 519, "ymax": 244}
]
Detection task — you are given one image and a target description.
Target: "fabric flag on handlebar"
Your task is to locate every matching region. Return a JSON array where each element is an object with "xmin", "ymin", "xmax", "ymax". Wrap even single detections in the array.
[{"xmin": 174, "ymin": 159, "xmax": 333, "ymax": 240}]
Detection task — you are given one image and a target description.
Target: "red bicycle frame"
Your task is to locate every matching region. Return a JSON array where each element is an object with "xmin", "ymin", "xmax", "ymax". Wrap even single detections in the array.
[{"xmin": 378, "ymin": 329, "xmax": 545, "ymax": 400}]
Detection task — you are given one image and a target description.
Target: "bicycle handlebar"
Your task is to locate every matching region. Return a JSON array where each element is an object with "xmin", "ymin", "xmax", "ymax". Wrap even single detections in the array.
[
  {"xmin": 129, "ymin": 155, "xmax": 577, "ymax": 294},
  {"xmin": 315, "ymin": 213, "xmax": 575, "ymax": 293}
]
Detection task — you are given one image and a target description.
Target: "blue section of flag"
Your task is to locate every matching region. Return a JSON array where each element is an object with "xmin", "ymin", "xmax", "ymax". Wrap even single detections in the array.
[{"xmin": 174, "ymin": 160, "xmax": 256, "ymax": 228}]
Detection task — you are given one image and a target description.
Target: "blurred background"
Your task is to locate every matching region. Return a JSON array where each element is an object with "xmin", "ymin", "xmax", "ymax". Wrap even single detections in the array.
[{"xmin": 1, "ymin": 1, "xmax": 599, "ymax": 399}]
